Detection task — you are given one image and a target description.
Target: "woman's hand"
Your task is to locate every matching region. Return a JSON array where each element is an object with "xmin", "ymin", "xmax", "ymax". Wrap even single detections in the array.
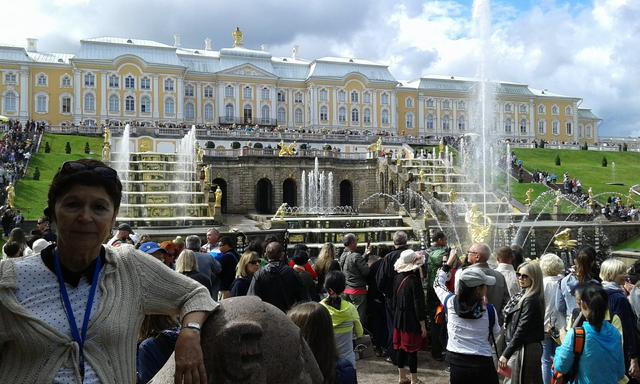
[
  {"xmin": 498, "ymin": 356, "xmax": 508, "ymax": 370},
  {"xmin": 174, "ymin": 329, "xmax": 207, "ymax": 384},
  {"xmin": 420, "ymin": 321, "xmax": 427, "ymax": 338}
]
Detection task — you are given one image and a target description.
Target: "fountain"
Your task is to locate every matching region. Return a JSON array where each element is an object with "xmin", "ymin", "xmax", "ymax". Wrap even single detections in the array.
[
  {"xmin": 299, "ymin": 157, "xmax": 334, "ymax": 215},
  {"xmin": 113, "ymin": 124, "xmax": 131, "ymax": 216}
]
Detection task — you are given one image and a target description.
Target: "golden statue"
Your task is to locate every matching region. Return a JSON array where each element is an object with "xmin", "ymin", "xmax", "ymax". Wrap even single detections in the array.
[
  {"xmin": 203, "ymin": 164, "xmax": 211, "ymax": 184},
  {"xmin": 525, "ymin": 188, "xmax": 534, "ymax": 206},
  {"xmin": 419, "ymin": 169, "xmax": 426, "ymax": 184},
  {"xmin": 627, "ymin": 188, "xmax": 635, "ymax": 207},
  {"xmin": 438, "ymin": 138, "xmax": 444, "ymax": 157},
  {"xmin": 196, "ymin": 144, "xmax": 204, "ymax": 164},
  {"xmin": 278, "ymin": 140, "xmax": 296, "ymax": 157},
  {"xmin": 214, "ymin": 186, "xmax": 222, "ymax": 208},
  {"xmin": 5, "ymin": 183, "xmax": 15, "ymax": 209},
  {"xmin": 449, "ymin": 188, "xmax": 457, "ymax": 203},
  {"xmin": 232, "ymin": 27, "xmax": 244, "ymax": 47},
  {"xmin": 465, "ymin": 204, "xmax": 492, "ymax": 243},
  {"xmin": 367, "ymin": 137, "xmax": 383, "ymax": 154},
  {"xmin": 587, "ymin": 187, "xmax": 594, "ymax": 206},
  {"xmin": 273, "ymin": 203, "xmax": 288, "ymax": 220},
  {"xmin": 103, "ymin": 126, "xmax": 111, "ymax": 144},
  {"xmin": 553, "ymin": 228, "xmax": 578, "ymax": 251},
  {"xmin": 102, "ymin": 142, "xmax": 111, "ymax": 162},
  {"xmin": 554, "ymin": 190, "xmax": 562, "ymax": 207}
]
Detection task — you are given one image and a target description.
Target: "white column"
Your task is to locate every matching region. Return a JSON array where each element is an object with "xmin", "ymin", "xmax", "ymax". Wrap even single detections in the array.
[
  {"xmin": 390, "ymin": 91, "xmax": 397, "ymax": 132},
  {"xmin": 332, "ymin": 88, "xmax": 338, "ymax": 127},
  {"xmin": 373, "ymin": 92, "xmax": 378, "ymax": 129},
  {"xmin": 73, "ymin": 70, "xmax": 82, "ymax": 123},
  {"xmin": 417, "ymin": 95, "xmax": 424, "ymax": 135},
  {"xmin": 235, "ymin": 84, "xmax": 240, "ymax": 119},
  {"xmin": 196, "ymin": 82, "xmax": 202, "ymax": 124},
  {"xmin": 18, "ymin": 67, "xmax": 29, "ymax": 121},
  {"xmin": 152, "ymin": 75, "xmax": 159, "ymax": 120},
  {"xmin": 177, "ymin": 77, "xmax": 184, "ymax": 120},
  {"xmin": 100, "ymin": 72, "xmax": 107, "ymax": 122}
]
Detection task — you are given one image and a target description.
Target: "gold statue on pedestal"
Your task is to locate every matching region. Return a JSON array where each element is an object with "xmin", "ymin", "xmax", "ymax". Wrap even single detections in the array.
[
  {"xmin": 102, "ymin": 142, "xmax": 111, "ymax": 162},
  {"xmin": 449, "ymin": 188, "xmax": 457, "ymax": 203},
  {"xmin": 103, "ymin": 127, "xmax": 111, "ymax": 144},
  {"xmin": 203, "ymin": 165, "xmax": 211, "ymax": 184},
  {"xmin": 232, "ymin": 27, "xmax": 244, "ymax": 47},
  {"xmin": 273, "ymin": 203, "xmax": 288, "ymax": 220},
  {"xmin": 553, "ymin": 228, "xmax": 578, "ymax": 251},
  {"xmin": 554, "ymin": 190, "xmax": 562, "ymax": 207},
  {"xmin": 196, "ymin": 144, "xmax": 204, "ymax": 164},
  {"xmin": 419, "ymin": 169, "xmax": 426, "ymax": 184},
  {"xmin": 278, "ymin": 140, "xmax": 296, "ymax": 157},
  {"xmin": 525, "ymin": 188, "xmax": 534, "ymax": 206},
  {"xmin": 587, "ymin": 187, "xmax": 594, "ymax": 206},
  {"xmin": 438, "ymin": 138, "xmax": 444, "ymax": 157},
  {"xmin": 5, "ymin": 183, "xmax": 15, "ymax": 209},
  {"xmin": 367, "ymin": 137, "xmax": 383, "ymax": 154},
  {"xmin": 465, "ymin": 204, "xmax": 492, "ymax": 244},
  {"xmin": 214, "ymin": 186, "xmax": 222, "ymax": 208}
]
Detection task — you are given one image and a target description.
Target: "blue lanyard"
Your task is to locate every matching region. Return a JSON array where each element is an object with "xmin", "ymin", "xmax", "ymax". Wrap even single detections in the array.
[{"xmin": 53, "ymin": 250, "xmax": 103, "ymax": 382}]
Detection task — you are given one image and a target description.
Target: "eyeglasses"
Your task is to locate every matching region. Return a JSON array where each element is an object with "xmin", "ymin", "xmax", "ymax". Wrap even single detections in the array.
[
  {"xmin": 60, "ymin": 161, "xmax": 119, "ymax": 180},
  {"xmin": 516, "ymin": 272, "xmax": 530, "ymax": 280},
  {"xmin": 249, "ymin": 260, "xmax": 260, "ymax": 265}
]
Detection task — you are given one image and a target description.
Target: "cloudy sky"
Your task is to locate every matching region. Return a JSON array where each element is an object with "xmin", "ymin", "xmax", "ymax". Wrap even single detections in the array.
[{"xmin": 2, "ymin": 0, "xmax": 638, "ymax": 137}]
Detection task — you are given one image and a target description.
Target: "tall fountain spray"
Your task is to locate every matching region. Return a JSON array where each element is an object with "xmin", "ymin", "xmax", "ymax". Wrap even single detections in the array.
[
  {"xmin": 177, "ymin": 126, "xmax": 197, "ymax": 215},
  {"xmin": 113, "ymin": 124, "xmax": 131, "ymax": 215},
  {"xmin": 300, "ymin": 157, "xmax": 334, "ymax": 214}
]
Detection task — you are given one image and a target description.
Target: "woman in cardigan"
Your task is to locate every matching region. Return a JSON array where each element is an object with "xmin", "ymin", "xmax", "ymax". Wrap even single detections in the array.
[
  {"xmin": 498, "ymin": 261, "xmax": 545, "ymax": 384},
  {"xmin": 0, "ymin": 159, "xmax": 217, "ymax": 384}
]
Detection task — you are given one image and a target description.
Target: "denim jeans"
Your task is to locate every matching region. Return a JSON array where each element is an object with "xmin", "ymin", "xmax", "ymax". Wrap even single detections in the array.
[{"xmin": 541, "ymin": 335, "xmax": 557, "ymax": 384}]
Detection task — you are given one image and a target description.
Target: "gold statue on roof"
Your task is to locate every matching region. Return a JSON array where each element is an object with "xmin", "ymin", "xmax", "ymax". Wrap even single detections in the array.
[
  {"xmin": 232, "ymin": 27, "xmax": 244, "ymax": 47},
  {"xmin": 553, "ymin": 228, "xmax": 578, "ymax": 251},
  {"xmin": 465, "ymin": 204, "xmax": 492, "ymax": 243}
]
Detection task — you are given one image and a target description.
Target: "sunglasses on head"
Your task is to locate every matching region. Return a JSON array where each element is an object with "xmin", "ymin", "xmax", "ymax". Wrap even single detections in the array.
[{"xmin": 60, "ymin": 161, "xmax": 118, "ymax": 180}]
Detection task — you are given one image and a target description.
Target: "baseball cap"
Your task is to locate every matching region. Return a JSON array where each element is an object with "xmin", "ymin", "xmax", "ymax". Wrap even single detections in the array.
[
  {"xmin": 117, "ymin": 223, "xmax": 134, "ymax": 234},
  {"xmin": 459, "ymin": 268, "xmax": 496, "ymax": 287},
  {"xmin": 139, "ymin": 242, "xmax": 167, "ymax": 255}
]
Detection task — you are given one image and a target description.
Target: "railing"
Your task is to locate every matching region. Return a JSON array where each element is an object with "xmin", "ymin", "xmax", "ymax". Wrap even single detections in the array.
[
  {"xmin": 46, "ymin": 126, "xmax": 103, "ymax": 135},
  {"xmin": 205, "ymin": 147, "xmax": 370, "ymax": 160}
]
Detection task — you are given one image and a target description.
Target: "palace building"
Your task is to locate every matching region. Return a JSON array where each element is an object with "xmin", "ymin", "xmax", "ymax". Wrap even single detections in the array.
[{"xmin": 0, "ymin": 28, "xmax": 600, "ymax": 143}]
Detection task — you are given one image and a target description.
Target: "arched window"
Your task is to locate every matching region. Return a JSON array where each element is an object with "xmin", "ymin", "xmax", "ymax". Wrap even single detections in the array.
[
  {"xmin": 84, "ymin": 93, "xmax": 95, "ymax": 112},
  {"xmin": 4, "ymin": 72, "xmax": 16, "ymax": 84},
  {"xmin": 406, "ymin": 97, "xmax": 413, "ymax": 108},
  {"xmin": 294, "ymin": 92, "xmax": 303, "ymax": 103},
  {"xmin": 552, "ymin": 105, "xmax": 559, "ymax": 115},
  {"xmin": 204, "ymin": 104, "xmax": 214, "ymax": 121},
  {"xmin": 124, "ymin": 75, "xmax": 135, "ymax": 89},
  {"xmin": 320, "ymin": 106, "xmax": 328, "ymax": 122},
  {"xmin": 261, "ymin": 87, "xmax": 269, "ymax": 100},
  {"xmin": 125, "ymin": 96, "xmax": 135, "ymax": 112},
  {"xmin": 60, "ymin": 95, "xmax": 71, "ymax": 114},
  {"xmin": 140, "ymin": 76, "xmax": 150, "ymax": 90},
  {"xmin": 504, "ymin": 118, "xmax": 512, "ymax": 133},
  {"xmin": 504, "ymin": 103, "xmax": 512, "ymax": 113},
  {"xmin": 61, "ymin": 75, "xmax": 71, "ymax": 88},
  {"xmin": 458, "ymin": 115, "xmax": 465, "ymax": 131},
  {"xmin": 225, "ymin": 85, "xmax": 234, "ymax": 98},
  {"xmin": 405, "ymin": 113, "xmax": 414, "ymax": 128},
  {"xmin": 442, "ymin": 100, "xmax": 450, "ymax": 110},
  {"xmin": 586, "ymin": 125, "xmax": 592, "ymax": 137},
  {"xmin": 185, "ymin": 102, "xmax": 195, "ymax": 120},
  {"xmin": 537, "ymin": 120, "xmax": 545, "ymax": 134},
  {"xmin": 185, "ymin": 84, "xmax": 194, "ymax": 97},
  {"xmin": 381, "ymin": 93, "xmax": 389, "ymax": 105},
  {"xmin": 578, "ymin": 125, "xmax": 583, "ymax": 137},
  {"xmin": 277, "ymin": 107, "xmax": 286, "ymax": 123},
  {"xmin": 164, "ymin": 97, "xmax": 175, "ymax": 116},
  {"xmin": 243, "ymin": 104, "xmax": 253, "ymax": 123},
  {"xmin": 261, "ymin": 105, "xmax": 270, "ymax": 121},
  {"xmin": 519, "ymin": 104, "xmax": 527, "ymax": 113},
  {"xmin": 204, "ymin": 85, "xmax": 213, "ymax": 98},
  {"xmin": 350, "ymin": 91, "xmax": 359, "ymax": 103},
  {"xmin": 442, "ymin": 115, "xmax": 450, "ymax": 130},
  {"xmin": 363, "ymin": 108, "xmax": 371, "ymax": 124},
  {"xmin": 427, "ymin": 114, "xmax": 434, "ymax": 129},
  {"xmin": 552, "ymin": 121, "xmax": 559, "ymax": 135},
  {"xmin": 520, "ymin": 118, "xmax": 527, "ymax": 133},
  {"xmin": 164, "ymin": 78, "xmax": 174, "ymax": 91},
  {"xmin": 277, "ymin": 90, "xmax": 285, "ymax": 102},
  {"xmin": 243, "ymin": 86, "xmax": 252, "ymax": 99},
  {"xmin": 565, "ymin": 106, "xmax": 572, "ymax": 115},
  {"xmin": 294, "ymin": 108, "xmax": 303, "ymax": 124},
  {"xmin": 225, "ymin": 104, "xmax": 234, "ymax": 119},
  {"xmin": 109, "ymin": 94, "xmax": 119, "ymax": 113},
  {"xmin": 381, "ymin": 109, "xmax": 389, "ymax": 124},
  {"xmin": 141, "ymin": 96, "xmax": 151, "ymax": 113},
  {"xmin": 338, "ymin": 90, "xmax": 346, "ymax": 103},
  {"xmin": 36, "ymin": 94, "xmax": 47, "ymax": 113},
  {"xmin": 338, "ymin": 107, "xmax": 346, "ymax": 123},
  {"xmin": 351, "ymin": 108, "xmax": 359, "ymax": 123},
  {"xmin": 458, "ymin": 100, "xmax": 465, "ymax": 110},
  {"xmin": 566, "ymin": 122, "xmax": 573, "ymax": 135},
  {"xmin": 36, "ymin": 74, "xmax": 47, "ymax": 86},
  {"xmin": 109, "ymin": 74, "xmax": 119, "ymax": 88},
  {"xmin": 363, "ymin": 91, "xmax": 371, "ymax": 104},
  {"xmin": 319, "ymin": 89, "xmax": 328, "ymax": 102},
  {"xmin": 84, "ymin": 73, "xmax": 95, "ymax": 87},
  {"xmin": 426, "ymin": 99, "xmax": 434, "ymax": 108},
  {"xmin": 538, "ymin": 105, "xmax": 545, "ymax": 114}
]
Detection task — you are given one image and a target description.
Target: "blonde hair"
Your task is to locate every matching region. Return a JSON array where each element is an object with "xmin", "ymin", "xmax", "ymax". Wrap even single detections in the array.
[
  {"xmin": 236, "ymin": 251, "xmax": 259, "ymax": 278},
  {"xmin": 175, "ymin": 249, "xmax": 197, "ymax": 274},
  {"xmin": 518, "ymin": 260, "xmax": 544, "ymax": 305},
  {"xmin": 539, "ymin": 253, "xmax": 565, "ymax": 277},
  {"xmin": 314, "ymin": 243, "xmax": 336, "ymax": 275},
  {"xmin": 599, "ymin": 258, "xmax": 627, "ymax": 282}
]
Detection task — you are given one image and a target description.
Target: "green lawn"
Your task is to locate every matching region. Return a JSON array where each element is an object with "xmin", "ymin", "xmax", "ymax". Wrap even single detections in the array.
[
  {"xmin": 15, "ymin": 134, "xmax": 103, "ymax": 220},
  {"xmin": 510, "ymin": 182, "xmax": 586, "ymax": 214},
  {"xmin": 614, "ymin": 235, "xmax": 640, "ymax": 251},
  {"xmin": 513, "ymin": 149, "xmax": 640, "ymax": 205}
]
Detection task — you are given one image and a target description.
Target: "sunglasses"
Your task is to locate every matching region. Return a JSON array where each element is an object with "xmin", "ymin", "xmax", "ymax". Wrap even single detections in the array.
[
  {"xmin": 60, "ymin": 161, "xmax": 119, "ymax": 180},
  {"xmin": 516, "ymin": 272, "xmax": 530, "ymax": 280},
  {"xmin": 249, "ymin": 260, "xmax": 260, "ymax": 265}
]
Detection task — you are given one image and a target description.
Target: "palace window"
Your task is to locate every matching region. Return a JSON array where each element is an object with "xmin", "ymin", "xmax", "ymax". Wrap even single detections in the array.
[
  {"xmin": 261, "ymin": 105, "xmax": 270, "ymax": 120},
  {"xmin": 225, "ymin": 104, "xmax": 234, "ymax": 119},
  {"xmin": 338, "ymin": 107, "xmax": 346, "ymax": 123},
  {"xmin": 364, "ymin": 92, "xmax": 371, "ymax": 104},
  {"xmin": 61, "ymin": 95, "xmax": 71, "ymax": 114},
  {"xmin": 225, "ymin": 85, "xmax": 234, "ymax": 98},
  {"xmin": 552, "ymin": 121, "xmax": 559, "ymax": 135},
  {"xmin": 406, "ymin": 97, "xmax": 413, "ymax": 108},
  {"xmin": 520, "ymin": 118, "xmax": 527, "ymax": 133},
  {"xmin": 363, "ymin": 108, "xmax": 371, "ymax": 124},
  {"xmin": 277, "ymin": 90, "xmax": 285, "ymax": 102},
  {"xmin": 565, "ymin": 106, "xmax": 572, "ymax": 115},
  {"xmin": 243, "ymin": 105, "xmax": 252, "ymax": 122},
  {"xmin": 185, "ymin": 102, "xmax": 195, "ymax": 120},
  {"xmin": 164, "ymin": 78, "xmax": 174, "ymax": 92},
  {"xmin": 504, "ymin": 118, "xmax": 512, "ymax": 133},
  {"xmin": 519, "ymin": 104, "xmax": 527, "ymax": 113},
  {"xmin": 204, "ymin": 104, "xmax": 214, "ymax": 121},
  {"xmin": 458, "ymin": 115, "xmax": 465, "ymax": 131},
  {"xmin": 405, "ymin": 113, "xmax": 414, "ymax": 128},
  {"xmin": 586, "ymin": 125, "xmax": 592, "ymax": 137},
  {"xmin": 320, "ymin": 106, "xmax": 328, "ymax": 122},
  {"xmin": 381, "ymin": 109, "xmax": 389, "ymax": 125},
  {"xmin": 350, "ymin": 91, "xmax": 359, "ymax": 103},
  {"xmin": 243, "ymin": 86, "xmax": 252, "ymax": 99},
  {"xmin": 538, "ymin": 120, "xmax": 545, "ymax": 134},
  {"xmin": 458, "ymin": 100, "xmax": 465, "ymax": 110},
  {"xmin": 141, "ymin": 96, "xmax": 151, "ymax": 114},
  {"xmin": 319, "ymin": 89, "xmax": 328, "ymax": 102},
  {"xmin": 185, "ymin": 84, "xmax": 195, "ymax": 97},
  {"xmin": 381, "ymin": 93, "xmax": 389, "ymax": 105},
  {"xmin": 61, "ymin": 75, "xmax": 71, "ymax": 88},
  {"xmin": 165, "ymin": 98, "xmax": 175, "ymax": 116},
  {"xmin": 4, "ymin": 72, "xmax": 16, "ymax": 84},
  {"xmin": 204, "ymin": 85, "xmax": 213, "ymax": 98},
  {"xmin": 351, "ymin": 108, "xmax": 359, "ymax": 123},
  {"xmin": 124, "ymin": 75, "xmax": 135, "ymax": 90},
  {"xmin": 338, "ymin": 90, "xmax": 346, "ymax": 103},
  {"xmin": 277, "ymin": 107, "xmax": 286, "ymax": 123},
  {"xmin": 36, "ymin": 74, "xmax": 47, "ymax": 87},
  {"xmin": 566, "ymin": 122, "xmax": 573, "ymax": 135},
  {"xmin": 442, "ymin": 115, "xmax": 450, "ymax": 131},
  {"xmin": 84, "ymin": 93, "xmax": 95, "ymax": 113},
  {"xmin": 427, "ymin": 114, "xmax": 434, "ymax": 129},
  {"xmin": 261, "ymin": 87, "xmax": 269, "ymax": 100},
  {"xmin": 504, "ymin": 103, "xmax": 512, "ymax": 113},
  {"xmin": 294, "ymin": 108, "xmax": 303, "ymax": 124},
  {"xmin": 294, "ymin": 92, "xmax": 303, "ymax": 103},
  {"xmin": 538, "ymin": 105, "xmax": 545, "ymax": 114},
  {"xmin": 578, "ymin": 125, "xmax": 583, "ymax": 137},
  {"xmin": 125, "ymin": 96, "xmax": 135, "ymax": 112},
  {"xmin": 552, "ymin": 105, "xmax": 559, "ymax": 115},
  {"xmin": 109, "ymin": 74, "xmax": 119, "ymax": 88},
  {"xmin": 109, "ymin": 94, "xmax": 119, "ymax": 113},
  {"xmin": 140, "ymin": 77, "xmax": 150, "ymax": 90},
  {"xmin": 426, "ymin": 99, "xmax": 434, "ymax": 108},
  {"xmin": 84, "ymin": 73, "xmax": 95, "ymax": 87},
  {"xmin": 36, "ymin": 94, "xmax": 47, "ymax": 113}
]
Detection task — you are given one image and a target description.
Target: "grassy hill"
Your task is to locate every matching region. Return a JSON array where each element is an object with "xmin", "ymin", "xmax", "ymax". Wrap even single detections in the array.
[
  {"xmin": 15, "ymin": 134, "xmax": 103, "ymax": 220},
  {"xmin": 512, "ymin": 148, "xmax": 640, "ymax": 206}
]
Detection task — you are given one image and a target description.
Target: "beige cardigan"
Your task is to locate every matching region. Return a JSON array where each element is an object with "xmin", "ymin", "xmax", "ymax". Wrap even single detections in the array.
[{"xmin": 0, "ymin": 244, "xmax": 218, "ymax": 383}]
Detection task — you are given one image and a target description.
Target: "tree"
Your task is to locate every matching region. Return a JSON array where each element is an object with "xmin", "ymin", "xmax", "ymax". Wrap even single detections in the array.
[
  {"xmin": 33, "ymin": 167, "xmax": 40, "ymax": 180},
  {"xmin": 44, "ymin": 142, "xmax": 51, "ymax": 153},
  {"xmin": 555, "ymin": 154, "xmax": 561, "ymax": 166},
  {"xmin": 84, "ymin": 142, "xmax": 90, "ymax": 154},
  {"xmin": 602, "ymin": 156, "xmax": 608, "ymax": 167},
  {"xmin": 65, "ymin": 142, "xmax": 71, "ymax": 154}
]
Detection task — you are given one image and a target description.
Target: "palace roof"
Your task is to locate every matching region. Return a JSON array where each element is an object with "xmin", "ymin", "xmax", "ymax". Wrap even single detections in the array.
[{"xmin": 578, "ymin": 108, "xmax": 601, "ymax": 120}]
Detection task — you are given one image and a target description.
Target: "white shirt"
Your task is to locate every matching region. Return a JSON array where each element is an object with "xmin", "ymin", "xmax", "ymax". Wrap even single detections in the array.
[
  {"xmin": 495, "ymin": 263, "xmax": 520, "ymax": 298},
  {"xmin": 543, "ymin": 275, "xmax": 566, "ymax": 332},
  {"xmin": 435, "ymin": 269, "xmax": 501, "ymax": 357}
]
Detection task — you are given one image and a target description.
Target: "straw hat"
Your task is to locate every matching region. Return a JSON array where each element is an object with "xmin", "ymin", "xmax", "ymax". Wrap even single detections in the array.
[{"xmin": 394, "ymin": 249, "xmax": 425, "ymax": 273}]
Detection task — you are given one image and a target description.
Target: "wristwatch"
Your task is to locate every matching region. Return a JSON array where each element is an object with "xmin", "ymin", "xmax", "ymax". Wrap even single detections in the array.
[{"xmin": 184, "ymin": 322, "xmax": 201, "ymax": 332}]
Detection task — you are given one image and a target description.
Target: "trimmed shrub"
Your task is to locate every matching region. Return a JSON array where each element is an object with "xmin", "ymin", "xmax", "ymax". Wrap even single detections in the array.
[
  {"xmin": 555, "ymin": 154, "xmax": 561, "ymax": 166},
  {"xmin": 602, "ymin": 156, "xmax": 608, "ymax": 167},
  {"xmin": 84, "ymin": 142, "xmax": 90, "ymax": 154},
  {"xmin": 65, "ymin": 142, "xmax": 71, "ymax": 154},
  {"xmin": 33, "ymin": 167, "xmax": 40, "ymax": 180},
  {"xmin": 44, "ymin": 142, "xmax": 51, "ymax": 153}
]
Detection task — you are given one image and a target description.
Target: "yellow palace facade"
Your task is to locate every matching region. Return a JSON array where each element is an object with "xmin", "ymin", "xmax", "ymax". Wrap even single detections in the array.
[{"xmin": 0, "ymin": 29, "xmax": 600, "ymax": 143}]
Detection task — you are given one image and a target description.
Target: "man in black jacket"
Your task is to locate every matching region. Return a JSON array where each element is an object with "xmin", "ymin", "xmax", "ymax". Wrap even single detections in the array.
[
  {"xmin": 375, "ymin": 231, "xmax": 409, "ymax": 363},
  {"xmin": 248, "ymin": 241, "xmax": 309, "ymax": 312}
]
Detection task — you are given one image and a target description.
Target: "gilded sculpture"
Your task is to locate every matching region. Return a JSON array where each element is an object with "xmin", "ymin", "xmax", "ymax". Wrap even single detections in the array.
[
  {"xmin": 553, "ymin": 228, "xmax": 578, "ymax": 251},
  {"xmin": 587, "ymin": 187, "xmax": 594, "ymax": 206},
  {"xmin": 103, "ymin": 126, "xmax": 111, "ymax": 144},
  {"xmin": 278, "ymin": 141, "xmax": 296, "ymax": 157},
  {"xmin": 627, "ymin": 188, "xmax": 635, "ymax": 207},
  {"xmin": 273, "ymin": 203, "xmax": 288, "ymax": 220},
  {"xmin": 196, "ymin": 144, "xmax": 204, "ymax": 164},
  {"xmin": 465, "ymin": 203, "xmax": 492, "ymax": 244},
  {"xmin": 102, "ymin": 142, "xmax": 111, "ymax": 162},
  {"xmin": 554, "ymin": 190, "xmax": 562, "ymax": 207},
  {"xmin": 5, "ymin": 183, "xmax": 15, "ymax": 209},
  {"xmin": 525, "ymin": 188, "xmax": 534, "ymax": 206},
  {"xmin": 449, "ymin": 188, "xmax": 457, "ymax": 203},
  {"xmin": 232, "ymin": 27, "xmax": 244, "ymax": 47},
  {"xmin": 215, "ymin": 186, "xmax": 222, "ymax": 208}
]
